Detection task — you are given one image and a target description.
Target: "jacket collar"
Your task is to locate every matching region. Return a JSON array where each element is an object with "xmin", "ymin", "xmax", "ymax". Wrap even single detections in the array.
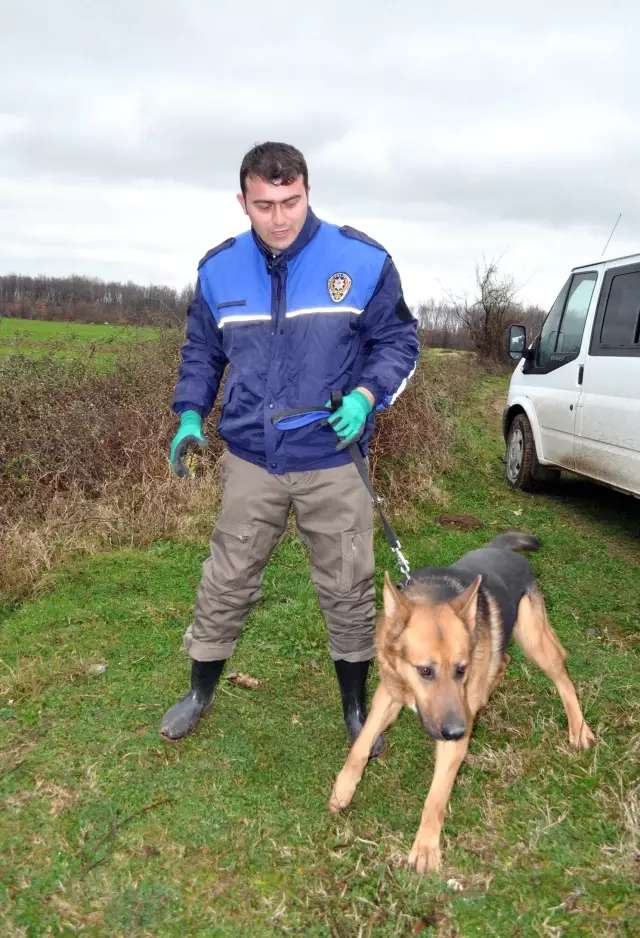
[{"xmin": 252, "ymin": 207, "xmax": 320, "ymax": 265}]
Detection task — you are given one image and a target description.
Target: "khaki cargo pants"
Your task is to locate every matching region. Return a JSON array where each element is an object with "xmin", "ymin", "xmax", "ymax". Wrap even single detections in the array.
[{"xmin": 183, "ymin": 450, "xmax": 376, "ymax": 663}]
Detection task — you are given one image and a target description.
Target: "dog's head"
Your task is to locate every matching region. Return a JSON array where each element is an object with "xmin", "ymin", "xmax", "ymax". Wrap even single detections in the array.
[{"xmin": 379, "ymin": 571, "xmax": 482, "ymax": 742}]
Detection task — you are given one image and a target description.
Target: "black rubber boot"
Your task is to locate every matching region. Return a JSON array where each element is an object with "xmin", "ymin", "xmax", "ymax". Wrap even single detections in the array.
[
  {"xmin": 160, "ymin": 659, "xmax": 225, "ymax": 741},
  {"xmin": 333, "ymin": 659, "xmax": 386, "ymax": 758}
]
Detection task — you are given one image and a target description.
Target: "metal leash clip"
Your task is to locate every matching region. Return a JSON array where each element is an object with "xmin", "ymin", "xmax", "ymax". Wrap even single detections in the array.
[{"xmin": 392, "ymin": 543, "xmax": 412, "ymax": 584}]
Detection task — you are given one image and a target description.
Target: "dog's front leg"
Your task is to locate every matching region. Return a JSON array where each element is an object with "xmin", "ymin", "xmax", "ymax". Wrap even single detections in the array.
[
  {"xmin": 329, "ymin": 684, "xmax": 401, "ymax": 814},
  {"xmin": 408, "ymin": 734, "xmax": 470, "ymax": 874}
]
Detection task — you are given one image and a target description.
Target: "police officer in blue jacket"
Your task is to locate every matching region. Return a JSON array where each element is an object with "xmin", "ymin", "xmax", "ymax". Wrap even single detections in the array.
[{"xmin": 161, "ymin": 142, "xmax": 419, "ymax": 751}]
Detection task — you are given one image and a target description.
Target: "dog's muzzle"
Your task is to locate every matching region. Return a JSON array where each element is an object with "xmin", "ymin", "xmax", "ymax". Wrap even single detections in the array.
[{"xmin": 418, "ymin": 708, "xmax": 466, "ymax": 742}]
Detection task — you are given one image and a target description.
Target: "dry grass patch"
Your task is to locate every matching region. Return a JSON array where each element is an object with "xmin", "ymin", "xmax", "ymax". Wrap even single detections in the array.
[{"xmin": 1, "ymin": 341, "xmax": 479, "ymax": 601}]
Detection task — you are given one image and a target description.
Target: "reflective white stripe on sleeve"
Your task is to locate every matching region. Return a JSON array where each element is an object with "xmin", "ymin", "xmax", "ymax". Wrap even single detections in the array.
[{"xmin": 385, "ymin": 362, "xmax": 417, "ymax": 407}]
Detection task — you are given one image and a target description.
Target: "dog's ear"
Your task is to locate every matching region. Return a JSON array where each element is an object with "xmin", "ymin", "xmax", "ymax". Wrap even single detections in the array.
[
  {"xmin": 383, "ymin": 570, "xmax": 409, "ymax": 622},
  {"xmin": 382, "ymin": 571, "xmax": 411, "ymax": 651},
  {"xmin": 449, "ymin": 575, "xmax": 482, "ymax": 631}
]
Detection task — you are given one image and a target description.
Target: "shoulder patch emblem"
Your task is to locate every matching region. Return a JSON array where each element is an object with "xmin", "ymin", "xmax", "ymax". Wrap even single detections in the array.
[{"xmin": 328, "ymin": 272, "xmax": 352, "ymax": 303}]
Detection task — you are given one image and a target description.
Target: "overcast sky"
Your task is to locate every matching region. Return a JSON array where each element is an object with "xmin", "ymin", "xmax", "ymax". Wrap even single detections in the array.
[{"xmin": 2, "ymin": 0, "xmax": 639, "ymax": 308}]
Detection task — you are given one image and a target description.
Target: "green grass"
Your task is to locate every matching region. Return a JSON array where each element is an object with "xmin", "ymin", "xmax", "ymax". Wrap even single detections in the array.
[
  {"xmin": 0, "ymin": 318, "xmax": 157, "ymax": 342},
  {"xmin": 1, "ymin": 375, "xmax": 638, "ymax": 937},
  {"xmin": 0, "ymin": 318, "xmax": 158, "ymax": 366}
]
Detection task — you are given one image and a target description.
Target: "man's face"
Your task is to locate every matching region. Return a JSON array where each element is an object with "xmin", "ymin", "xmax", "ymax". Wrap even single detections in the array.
[{"xmin": 237, "ymin": 174, "xmax": 309, "ymax": 253}]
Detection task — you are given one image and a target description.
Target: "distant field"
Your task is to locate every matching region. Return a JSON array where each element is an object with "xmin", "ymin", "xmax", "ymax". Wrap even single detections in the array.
[
  {"xmin": 0, "ymin": 317, "xmax": 158, "ymax": 343},
  {"xmin": 0, "ymin": 318, "xmax": 160, "ymax": 365}
]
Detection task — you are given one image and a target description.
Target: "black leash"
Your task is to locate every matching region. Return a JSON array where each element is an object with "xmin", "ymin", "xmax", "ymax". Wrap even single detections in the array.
[
  {"xmin": 271, "ymin": 390, "xmax": 412, "ymax": 583},
  {"xmin": 345, "ymin": 439, "xmax": 412, "ymax": 583}
]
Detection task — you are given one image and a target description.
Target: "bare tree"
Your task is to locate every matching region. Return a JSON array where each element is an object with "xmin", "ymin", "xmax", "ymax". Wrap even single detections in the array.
[
  {"xmin": 520, "ymin": 303, "xmax": 547, "ymax": 342},
  {"xmin": 447, "ymin": 259, "xmax": 521, "ymax": 362}
]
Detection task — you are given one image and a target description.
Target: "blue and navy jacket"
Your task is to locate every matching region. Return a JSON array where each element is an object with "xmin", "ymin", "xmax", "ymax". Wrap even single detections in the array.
[{"xmin": 172, "ymin": 209, "xmax": 419, "ymax": 473}]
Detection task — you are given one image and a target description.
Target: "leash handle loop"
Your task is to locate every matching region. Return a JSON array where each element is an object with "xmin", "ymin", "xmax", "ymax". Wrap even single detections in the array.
[{"xmin": 271, "ymin": 406, "xmax": 331, "ymax": 430}]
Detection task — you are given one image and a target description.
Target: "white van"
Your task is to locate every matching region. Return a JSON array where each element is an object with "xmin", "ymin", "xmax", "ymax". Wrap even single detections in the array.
[{"xmin": 504, "ymin": 252, "xmax": 640, "ymax": 497}]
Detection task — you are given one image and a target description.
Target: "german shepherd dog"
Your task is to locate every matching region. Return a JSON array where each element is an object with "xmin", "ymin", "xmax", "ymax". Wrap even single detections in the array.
[{"xmin": 329, "ymin": 533, "xmax": 595, "ymax": 874}]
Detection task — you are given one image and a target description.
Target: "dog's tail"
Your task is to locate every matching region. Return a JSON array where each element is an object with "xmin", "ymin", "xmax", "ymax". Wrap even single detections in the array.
[{"xmin": 485, "ymin": 531, "xmax": 541, "ymax": 553}]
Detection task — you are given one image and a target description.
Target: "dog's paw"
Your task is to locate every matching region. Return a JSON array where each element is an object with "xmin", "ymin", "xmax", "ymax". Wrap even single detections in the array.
[
  {"xmin": 328, "ymin": 774, "xmax": 356, "ymax": 814},
  {"xmin": 328, "ymin": 792, "xmax": 346, "ymax": 814},
  {"xmin": 407, "ymin": 833, "xmax": 442, "ymax": 874},
  {"xmin": 570, "ymin": 721, "xmax": 596, "ymax": 751}
]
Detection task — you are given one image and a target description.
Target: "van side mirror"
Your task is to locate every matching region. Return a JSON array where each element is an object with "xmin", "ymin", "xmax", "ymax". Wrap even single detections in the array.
[{"xmin": 508, "ymin": 324, "xmax": 526, "ymax": 361}]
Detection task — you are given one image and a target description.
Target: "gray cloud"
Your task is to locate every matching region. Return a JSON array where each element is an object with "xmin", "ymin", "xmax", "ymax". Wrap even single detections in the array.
[
  {"xmin": 2, "ymin": 107, "xmax": 348, "ymax": 192},
  {"xmin": 1, "ymin": 0, "xmax": 639, "ymax": 299}
]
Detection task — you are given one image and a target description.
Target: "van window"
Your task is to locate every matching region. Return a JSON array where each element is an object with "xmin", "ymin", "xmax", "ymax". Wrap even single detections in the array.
[
  {"xmin": 600, "ymin": 270, "xmax": 640, "ymax": 347},
  {"xmin": 538, "ymin": 278, "xmax": 570, "ymax": 365},
  {"xmin": 556, "ymin": 275, "xmax": 598, "ymax": 356},
  {"xmin": 538, "ymin": 272, "xmax": 597, "ymax": 368}
]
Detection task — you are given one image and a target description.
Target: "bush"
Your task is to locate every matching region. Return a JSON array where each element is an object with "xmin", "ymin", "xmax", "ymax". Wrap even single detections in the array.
[
  {"xmin": 0, "ymin": 331, "xmax": 215, "ymax": 526},
  {"xmin": 0, "ymin": 338, "xmax": 474, "ymax": 600}
]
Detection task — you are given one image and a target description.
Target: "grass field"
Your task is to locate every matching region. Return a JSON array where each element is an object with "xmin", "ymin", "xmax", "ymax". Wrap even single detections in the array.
[
  {"xmin": 0, "ymin": 318, "xmax": 158, "ymax": 365},
  {"xmin": 1, "ymin": 374, "xmax": 638, "ymax": 937}
]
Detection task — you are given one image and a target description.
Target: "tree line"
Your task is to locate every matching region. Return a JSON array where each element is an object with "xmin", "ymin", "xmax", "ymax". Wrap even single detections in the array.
[
  {"xmin": 0, "ymin": 263, "xmax": 548, "ymax": 360},
  {"xmin": 0, "ymin": 274, "xmax": 194, "ymax": 327}
]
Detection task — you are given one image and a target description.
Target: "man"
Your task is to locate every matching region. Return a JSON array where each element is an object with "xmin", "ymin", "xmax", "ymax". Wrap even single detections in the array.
[{"xmin": 161, "ymin": 142, "xmax": 419, "ymax": 753}]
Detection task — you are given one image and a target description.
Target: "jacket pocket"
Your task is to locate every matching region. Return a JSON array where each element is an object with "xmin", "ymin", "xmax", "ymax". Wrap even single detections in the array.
[
  {"xmin": 338, "ymin": 526, "xmax": 374, "ymax": 594},
  {"xmin": 216, "ymin": 300, "xmax": 247, "ymax": 310}
]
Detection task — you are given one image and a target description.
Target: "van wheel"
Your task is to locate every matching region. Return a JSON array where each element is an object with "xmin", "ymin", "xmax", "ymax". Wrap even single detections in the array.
[{"xmin": 505, "ymin": 414, "xmax": 559, "ymax": 490}]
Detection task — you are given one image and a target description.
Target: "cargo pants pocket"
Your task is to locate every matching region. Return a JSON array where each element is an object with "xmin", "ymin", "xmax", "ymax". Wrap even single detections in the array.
[
  {"xmin": 209, "ymin": 519, "xmax": 256, "ymax": 590},
  {"xmin": 338, "ymin": 526, "xmax": 374, "ymax": 595}
]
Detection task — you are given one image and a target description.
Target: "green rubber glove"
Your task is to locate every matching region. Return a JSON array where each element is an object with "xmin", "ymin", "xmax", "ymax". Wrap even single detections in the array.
[
  {"xmin": 326, "ymin": 390, "xmax": 373, "ymax": 451},
  {"xmin": 169, "ymin": 410, "xmax": 209, "ymax": 478}
]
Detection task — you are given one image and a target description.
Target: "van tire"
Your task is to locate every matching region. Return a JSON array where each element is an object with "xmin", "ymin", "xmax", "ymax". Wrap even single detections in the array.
[{"xmin": 505, "ymin": 414, "xmax": 559, "ymax": 490}]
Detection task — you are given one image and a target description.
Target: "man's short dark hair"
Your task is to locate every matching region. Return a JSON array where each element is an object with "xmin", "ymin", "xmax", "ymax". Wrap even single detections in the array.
[{"xmin": 240, "ymin": 142, "xmax": 308, "ymax": 195}]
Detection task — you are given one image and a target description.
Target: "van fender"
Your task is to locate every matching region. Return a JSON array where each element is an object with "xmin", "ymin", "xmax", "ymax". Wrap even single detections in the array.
[{"xmin": 503, "ymin": 396, "xmax": 551, "ymax": 465}]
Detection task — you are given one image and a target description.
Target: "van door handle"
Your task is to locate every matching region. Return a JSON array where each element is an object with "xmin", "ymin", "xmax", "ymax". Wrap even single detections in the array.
[{"xmin": 578, "ymin": 365, "xmax": 584, "ymax": 385}]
